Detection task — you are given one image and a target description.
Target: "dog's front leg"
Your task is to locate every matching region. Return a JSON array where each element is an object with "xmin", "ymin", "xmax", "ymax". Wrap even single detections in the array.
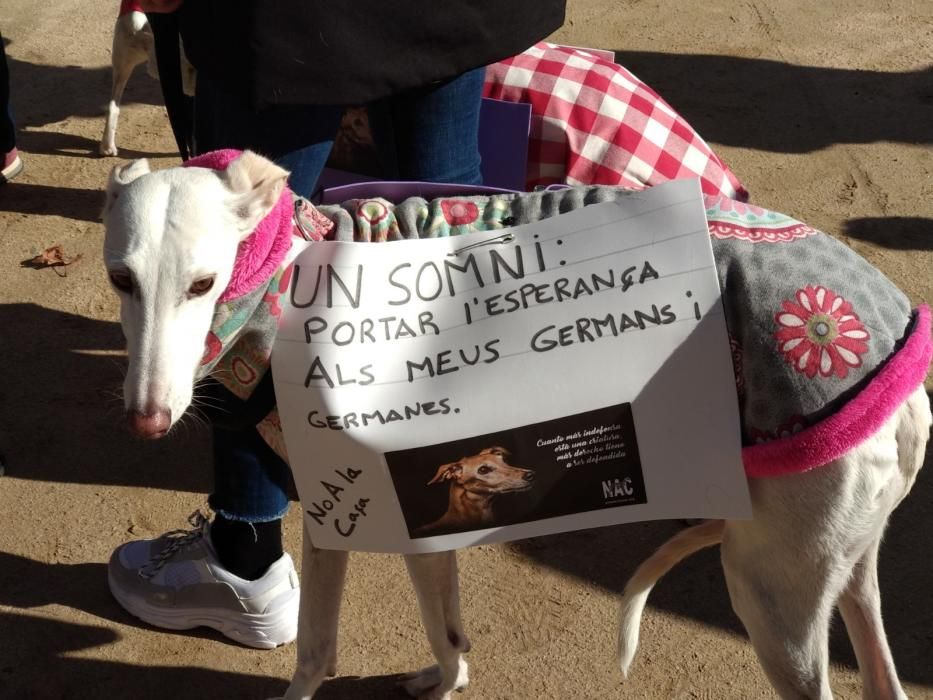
[
  {"xmin": 399, "ymin": 551, "xmax": 470, "ymax": 700},
  {"xmin": 277, "ymin": 521, "xmax": 349, "ymax": 700}
]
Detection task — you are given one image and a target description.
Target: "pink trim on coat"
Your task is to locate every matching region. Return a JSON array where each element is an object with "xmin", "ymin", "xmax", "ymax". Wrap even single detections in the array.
[{"xmin": 743, "ymin": 304, "xmax": 932, "ymax": 478}]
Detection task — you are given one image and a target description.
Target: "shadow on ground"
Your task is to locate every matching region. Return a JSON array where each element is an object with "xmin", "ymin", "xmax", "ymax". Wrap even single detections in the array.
[
  {"xmin": 0, "ymin": 181, "xmax": 106, "ymax": 222},
  {"xmin": 0, "ymin": 594, "xmax": 423, "ymax": 699},
  {"xmin": 18, "ymin": 128, "xmax": 171, "ymax": 161},
  {"xmin": 843, "ymin": 217, "xmax": 933, "ymax": 251},
  {"xmin": 0, "ymin": 303, "xmax": 211, "ymax": 493},
  {"xmin": 6, "ymin": 53, "xmax": 172, "ymax": 159},
  {"xmin": 613, "ymin": 52, "xmax": 933, "ymax": 153},
  {"xmin": 0, "ymin": 553, "xmax": 262, "ymax": 648},
  {"xmin": 7, "ymin": 54, "xmax": 162, "ymax": 128},
  {"xmin": 0, "ymin": 612, "xmax": 291, "ymax": 700}
]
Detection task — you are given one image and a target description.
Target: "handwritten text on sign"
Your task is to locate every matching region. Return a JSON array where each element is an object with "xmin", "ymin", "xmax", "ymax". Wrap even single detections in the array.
[{"xmin": 272, "ymin": 179, "xmax": 751, "ymax": 553}]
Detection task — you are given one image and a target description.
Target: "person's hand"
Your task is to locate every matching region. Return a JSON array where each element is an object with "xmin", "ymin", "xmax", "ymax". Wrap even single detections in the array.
[{"xmin": 136, "ymin": 0, "xmax": 183, "ymax": 12}]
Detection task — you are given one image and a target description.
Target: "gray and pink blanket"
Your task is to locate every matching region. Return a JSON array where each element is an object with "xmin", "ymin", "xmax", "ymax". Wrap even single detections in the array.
[{"xmin": 188, "ymin": 151, "xmax": 930, "ymax": 480}]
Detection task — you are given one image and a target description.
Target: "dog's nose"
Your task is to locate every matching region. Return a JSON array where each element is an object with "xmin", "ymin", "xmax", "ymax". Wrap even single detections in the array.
[
  {"xmin": 523, "ymin": 472, "xmax": 535, "ymax": 482},
  {"xmin": 127, "ymin": 408, "xmax": 171, "ymax": 439}
]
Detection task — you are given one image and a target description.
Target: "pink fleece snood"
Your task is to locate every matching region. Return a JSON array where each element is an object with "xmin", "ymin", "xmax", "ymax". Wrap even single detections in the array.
[{"xmin": 183, "ymin": 149, "xmax": 294, "ymax": 302}]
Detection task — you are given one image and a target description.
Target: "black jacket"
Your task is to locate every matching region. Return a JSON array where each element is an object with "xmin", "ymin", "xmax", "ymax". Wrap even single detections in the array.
[{"xmin": 180, "ymin": 0, "xmax": 565, "ymax": 107}]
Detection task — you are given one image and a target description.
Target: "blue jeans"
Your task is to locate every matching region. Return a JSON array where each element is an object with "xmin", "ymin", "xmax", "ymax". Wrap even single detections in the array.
[{"xmin": 198, "ymin": 68, "xmax": 485, "ymax": 523}]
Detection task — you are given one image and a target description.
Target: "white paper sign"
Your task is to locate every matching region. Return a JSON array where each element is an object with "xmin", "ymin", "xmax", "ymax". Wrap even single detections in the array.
[{"xmin": 272, "ymin": 179, "xmax": 751, "ymax": 553}]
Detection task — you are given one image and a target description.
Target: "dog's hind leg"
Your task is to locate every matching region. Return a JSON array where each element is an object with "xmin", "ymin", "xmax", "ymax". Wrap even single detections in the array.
[
  {"xmin": 721, "ymin": 514, "xmax": 842, "ymax": 700},
  {"xmin": 720, "ymin": 383, "xmax": 931, "ymax": 700},
  {"xmin": 278, "ymin": 522, "xmax": 349, "ymax": 700},
  {"xmin": 399, "ymin": 551, "xmax": 469, "ymax": 700},
  {"xmin": 836, "ymin": 386, "xmax": 929, "ymax": 700},
  {"xmin": 837, "ymin": 539, "xmax": 907, "ymax": 700},
  {"xmin": 101, "ymin": 16, "xmax": 150, "ymax": 156},
  {"xmin": 719, "ymin": 454, "xmax": 868, "ymax": 700}
]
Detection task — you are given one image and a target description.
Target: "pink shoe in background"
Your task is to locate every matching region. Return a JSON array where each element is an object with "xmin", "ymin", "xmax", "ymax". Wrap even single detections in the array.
[{"xmin": 1, "ymin": 147, "xmax": 23, "ymax": 183}]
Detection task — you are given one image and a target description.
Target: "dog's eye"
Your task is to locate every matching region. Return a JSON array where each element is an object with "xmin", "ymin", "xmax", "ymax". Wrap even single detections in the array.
[
  {"xmin": 478, "ymin": 465, "xmax": 493, "ymax": 475},
  {"xmin": 188, "ymin": 276, "xmax": 215, "ymax": 297},
  {"xmin": 109, "ymin": 271, "xmax": 134, "ymax": 293}
]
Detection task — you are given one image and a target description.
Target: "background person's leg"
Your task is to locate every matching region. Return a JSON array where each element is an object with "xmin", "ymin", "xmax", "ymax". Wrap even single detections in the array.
[
  {"xmin": 0, "ymin": 31, "xmax": 22, "ymax": 183},
  {"xmin": 146, "ymin": 12, "xmax": 194, "ymax": 160},
  {"xmin": 0, "ymin": 33, "xmax": 14, "ymax": 153},
  {"xmin": 369, "ymin": 67, "xmax": 484, "ymax": 185},
  {"xmin": 208, "ymin": 424, "xmax": 292, "ymax": 580}
]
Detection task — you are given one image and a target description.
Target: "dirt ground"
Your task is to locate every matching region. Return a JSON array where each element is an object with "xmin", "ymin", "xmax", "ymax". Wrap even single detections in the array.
[{"xmin": 0, "ymin": 1, "xmax": 931, "ymax": 698}]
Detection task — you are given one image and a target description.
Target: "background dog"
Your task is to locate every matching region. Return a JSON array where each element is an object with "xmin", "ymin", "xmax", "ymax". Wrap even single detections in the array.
[
  {"xmin": 415, "ymin": 447, "xmax": 535, "ymax": 536},
  {"xmin": 100, "ymin": 1, "xmax": 193, "ymax": 157}
]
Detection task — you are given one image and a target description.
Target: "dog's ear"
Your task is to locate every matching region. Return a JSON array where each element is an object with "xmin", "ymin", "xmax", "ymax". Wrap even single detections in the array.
[
  {"xmin": 427, "ymin": 462, "xmax": 462, "ymax": 485},
  {"xmin": 104, "ymin": 159, "xmax": 151, "ymax": 216},
  {"xmin": 482, "ymin": 447, "xmax": 509, "ymax": 458},
  {"xmin": 223, "ymin": 150, "xmax": 290, "ymax": 235}
]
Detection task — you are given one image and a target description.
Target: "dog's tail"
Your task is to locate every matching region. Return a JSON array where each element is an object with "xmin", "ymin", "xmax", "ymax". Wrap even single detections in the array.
[{"xmin": 618, "ymin": 519, "xmax": 725, "ymax": 678}]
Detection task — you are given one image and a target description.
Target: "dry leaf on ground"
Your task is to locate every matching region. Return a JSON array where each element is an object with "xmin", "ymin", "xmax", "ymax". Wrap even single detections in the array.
[{"xmin": 21, "ymin": 244, "xmax": 83, "ymax": 276}]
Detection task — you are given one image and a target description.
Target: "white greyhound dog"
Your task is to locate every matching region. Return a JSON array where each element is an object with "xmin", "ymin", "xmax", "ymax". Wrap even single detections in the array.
[{"xmin": 102, "ymin": 150, "xmax": 931, "ymax": 700}]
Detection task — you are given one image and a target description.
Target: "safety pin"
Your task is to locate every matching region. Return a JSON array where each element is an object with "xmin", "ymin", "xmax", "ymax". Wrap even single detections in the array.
[{"xmin": 448, "ymin": 232, "xmax": 515, "ymax": 256}]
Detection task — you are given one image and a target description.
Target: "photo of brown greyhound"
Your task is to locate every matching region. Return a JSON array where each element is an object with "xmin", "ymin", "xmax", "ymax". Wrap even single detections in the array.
[{"xmin": 415, "ymin": 447, "xmax": 536, "ymax": 536}]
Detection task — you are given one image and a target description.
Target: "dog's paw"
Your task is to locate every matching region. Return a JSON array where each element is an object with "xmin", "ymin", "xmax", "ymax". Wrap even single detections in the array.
[
  {"xmin": 99, "ymin": 142, "xmax": 119, "ymax": 157},
  {"xmin": 398, "ymin": 659, "xmax": 468, "ymax": 699}
]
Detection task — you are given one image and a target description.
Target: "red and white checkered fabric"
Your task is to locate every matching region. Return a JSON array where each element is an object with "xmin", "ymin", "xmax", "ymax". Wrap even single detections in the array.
[{"xmin": 484, "ymin": 43, "xmax": 748, "ymax": 201}]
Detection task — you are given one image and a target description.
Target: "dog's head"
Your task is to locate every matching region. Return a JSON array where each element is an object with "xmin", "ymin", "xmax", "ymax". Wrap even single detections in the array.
[
  {"xmin": 102, "ymin": 151, "xmax": 288, "ymax": 438},
  {"xmin": 427, "ymin": 447, "xmax": 535, "ymax": 495}
]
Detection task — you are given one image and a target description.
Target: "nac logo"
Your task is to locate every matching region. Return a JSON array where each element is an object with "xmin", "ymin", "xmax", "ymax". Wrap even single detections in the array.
[{"xmin": 602, "ymin": 477, "xmax": 634, "ymax": 500}]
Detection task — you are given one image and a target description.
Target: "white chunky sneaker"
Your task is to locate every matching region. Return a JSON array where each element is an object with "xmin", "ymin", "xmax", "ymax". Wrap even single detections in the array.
[{"xmin": 108, "ymin": 512, "xmax": 299, "ymax": 649}]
